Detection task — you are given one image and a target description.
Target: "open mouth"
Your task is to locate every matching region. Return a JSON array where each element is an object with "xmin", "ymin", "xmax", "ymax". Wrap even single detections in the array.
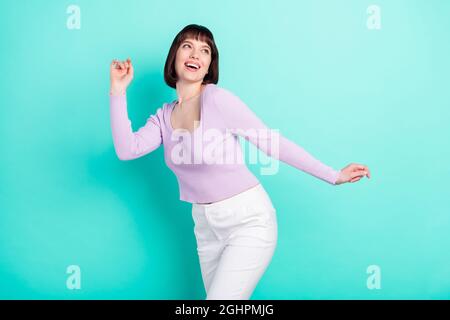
[{"xmin": 184, "ymin": 62, "xmax": 201, "ymax": 72}]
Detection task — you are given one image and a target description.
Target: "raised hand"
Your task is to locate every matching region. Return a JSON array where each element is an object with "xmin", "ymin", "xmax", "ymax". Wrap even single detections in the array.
[
  {"xmin": 335, "ymin": 163, "xmax": 371, "ymax": 185},
  {"xmin": 110, "ymin": 57, "xmax": 134, "ymax": 95}
]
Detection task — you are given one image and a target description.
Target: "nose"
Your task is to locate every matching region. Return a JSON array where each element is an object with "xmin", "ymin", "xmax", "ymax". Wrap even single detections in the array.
[{"xmin": 190, "ymin": 49, "xmax": 200, "ymax": 59}]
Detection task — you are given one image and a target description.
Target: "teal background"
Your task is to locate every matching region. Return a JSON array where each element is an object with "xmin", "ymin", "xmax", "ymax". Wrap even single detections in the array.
[{"xmin": 1, "ymin": 0, "xmax": 449, "ymax": 299}]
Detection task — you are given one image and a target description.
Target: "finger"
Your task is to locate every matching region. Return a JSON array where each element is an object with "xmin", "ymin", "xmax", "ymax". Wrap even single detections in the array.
[
  {"xmin": 350, "ymin": 176, "xmax": 362, "ymax": 183},
  {"xmin": 354, "ymin": 167, "xmax": 369, "ymax": 177},
  {"xmin": 358, "ymin": 164, "xmax": 369, "ymax": 176},
  {"xmin": 357, "ymin": 164, "xmax": 371, "ymax": 178},
  {"xmin": 128, "ymin": 61, "xmax": 134, "ymax": 75},
  {"xmin": 360, "ymin": 167, "xmax": 370, "ymax": 178},
  {"xmin": 352, "ymin": 164, "xmax": 365, "ymax": 172},
  {"xmin": 350, "ymin": 171, "xmax": 363, "ymax": 178},
  {"xmin": 128, "ymin": 60, "xmax": 134, "ymax": 74},
  {"xmin": 350, "ymin": 171, "xmax": 365, "ymax": 179}
]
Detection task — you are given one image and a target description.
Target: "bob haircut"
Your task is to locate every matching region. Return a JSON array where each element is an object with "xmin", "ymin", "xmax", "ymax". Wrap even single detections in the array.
[{"xmin": 164, "ymin": 24, "xmax": 219, "ymax": 89}]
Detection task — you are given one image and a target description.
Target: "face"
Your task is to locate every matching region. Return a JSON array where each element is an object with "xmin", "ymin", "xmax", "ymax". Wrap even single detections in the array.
[{"xmin": 174, "ymin": 38, "xmax": 212, "ymax": 84}]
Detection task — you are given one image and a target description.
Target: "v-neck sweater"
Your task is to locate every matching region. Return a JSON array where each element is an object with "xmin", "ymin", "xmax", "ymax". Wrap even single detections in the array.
[{"xmin": 110, "ymin": 83, "xmax": 340, "ymax": 203}]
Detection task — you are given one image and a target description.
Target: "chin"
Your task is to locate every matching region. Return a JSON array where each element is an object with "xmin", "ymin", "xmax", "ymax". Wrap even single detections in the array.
[{"xmin": 182, "ymin": 74, "xmax": 204, "ymax": 81}]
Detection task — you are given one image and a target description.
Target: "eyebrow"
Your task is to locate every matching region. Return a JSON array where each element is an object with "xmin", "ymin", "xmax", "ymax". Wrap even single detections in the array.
[{"xmin": 183, "ymin": 40, "xmax": 211, "ymax": 50}]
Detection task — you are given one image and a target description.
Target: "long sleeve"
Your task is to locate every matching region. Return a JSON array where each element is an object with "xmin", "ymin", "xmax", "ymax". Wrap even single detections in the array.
[
  {"xmin": 212, "ymin": 87, "xmax": 340, "ymax": 185},
  {"xmin": 110, "ymin": 94, "xmax": 163, "ymax": 161}
]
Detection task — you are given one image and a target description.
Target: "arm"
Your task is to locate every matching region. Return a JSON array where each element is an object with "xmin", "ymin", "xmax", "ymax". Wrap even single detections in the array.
[
  {"xmin": 109, "ymin": 58, "xmax": 162, "ymax": 160},
  {"xmin": 212, "ymin": 87, "xmax": 340, "ymax": 185},
  {"xmin": 110, "ymin": 93, "xmax": 163, "ymax": 160}
]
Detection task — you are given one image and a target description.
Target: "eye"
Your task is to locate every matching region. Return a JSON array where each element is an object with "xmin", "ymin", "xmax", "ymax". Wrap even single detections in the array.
[{"xmin": 182, "ymin": 43, "xmax": 210, "ymax": 54}]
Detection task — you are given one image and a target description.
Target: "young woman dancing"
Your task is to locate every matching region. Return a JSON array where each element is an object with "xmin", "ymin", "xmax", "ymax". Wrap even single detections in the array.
[{"xmin": 109, "ymin": 24, "xmax": 371, "ymax": 300}]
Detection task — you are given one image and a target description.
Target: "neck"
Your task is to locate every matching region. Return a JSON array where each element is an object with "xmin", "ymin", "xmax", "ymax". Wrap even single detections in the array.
[{"xmin": 175, "ymin": 81, "xmax": 205, "ymax": 104}]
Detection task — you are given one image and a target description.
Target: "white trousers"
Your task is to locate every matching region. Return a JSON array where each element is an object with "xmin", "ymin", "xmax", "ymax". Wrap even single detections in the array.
[{"xmin": 191, "ymin": 183, "xmax": 278, "ymax": 300}]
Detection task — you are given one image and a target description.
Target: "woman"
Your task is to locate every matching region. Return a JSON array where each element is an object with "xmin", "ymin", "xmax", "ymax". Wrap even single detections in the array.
[{"xmin": 109, "ymin": 24, "xmax": 371, "ymax": 300}]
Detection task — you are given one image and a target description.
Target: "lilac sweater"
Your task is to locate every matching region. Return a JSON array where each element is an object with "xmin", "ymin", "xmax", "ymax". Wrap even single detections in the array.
[{"xmin": 110, "ymin": 83, "xmax": 340, "ymax": 203}]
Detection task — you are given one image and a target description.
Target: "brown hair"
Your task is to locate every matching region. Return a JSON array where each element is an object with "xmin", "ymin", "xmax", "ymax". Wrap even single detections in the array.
[{"xmin": 164, "ymin": 24, "xmax": 219, "ymax": 89}]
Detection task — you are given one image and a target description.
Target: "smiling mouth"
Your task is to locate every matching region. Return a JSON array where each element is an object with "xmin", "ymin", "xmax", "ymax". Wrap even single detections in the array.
[{"xmin": 184, "ymin": 62, "xmax": 201, "ymax": 72}]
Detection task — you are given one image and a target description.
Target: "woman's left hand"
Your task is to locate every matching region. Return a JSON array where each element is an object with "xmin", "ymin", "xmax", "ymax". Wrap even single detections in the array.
[{"xmin": 335, "ymin": 163, "xmax": 371, "ymax": 185}]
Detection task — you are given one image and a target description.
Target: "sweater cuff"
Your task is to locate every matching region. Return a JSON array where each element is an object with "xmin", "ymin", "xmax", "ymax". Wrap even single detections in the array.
[{"xmin": 331, "ymin": 169, "xmax": 341, "ymax": 185}]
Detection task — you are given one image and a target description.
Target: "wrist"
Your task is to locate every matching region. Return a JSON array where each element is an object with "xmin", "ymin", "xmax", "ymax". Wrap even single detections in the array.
[
  {"xmin": 334, "ymin": 170, "xmax": 342, "ymax": 185},
  {"xmin": 110, "ymin": 84, "xmax": 126, "ymax": 96}
]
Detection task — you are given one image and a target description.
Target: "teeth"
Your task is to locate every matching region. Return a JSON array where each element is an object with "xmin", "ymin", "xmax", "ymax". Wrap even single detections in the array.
[{"xmin": 185, "ymin": 62, "xmax": 200, "ymax": 69}]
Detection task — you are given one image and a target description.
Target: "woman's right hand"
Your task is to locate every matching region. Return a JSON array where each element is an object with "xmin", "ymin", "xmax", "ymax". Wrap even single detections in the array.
[{"xmin": 110, "ymin": 58, "xmax": 134, "ymax": 95}]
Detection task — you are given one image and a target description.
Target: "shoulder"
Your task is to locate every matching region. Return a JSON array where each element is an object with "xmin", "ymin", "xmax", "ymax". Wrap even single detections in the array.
[
  {"xmin": 206, "ymin": 84, "xmax": 244, "ymax": 110},
  {"xmin": 156, "ymin": 100, "xmax": 176, "ymax": 117},
  {"xmin": 146, "ymin": 101, "xmax": 172, "ymax": 125},
  {"xmin": 207, "ymin": 83, "xmax": 238, "ymax": 99}
]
